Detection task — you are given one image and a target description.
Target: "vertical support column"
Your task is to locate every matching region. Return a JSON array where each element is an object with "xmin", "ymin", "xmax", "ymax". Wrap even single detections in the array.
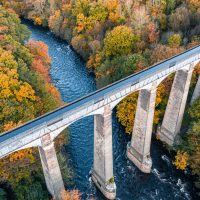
[
  {"xmin": 127, "ymin": 86, "xmax": 157, "ymax": 173},
  {"xmin": 38, "ymin": 134, "xmax": 65, "ymax": 200},
  {"xmin": 49, "ymin": 0, "xmax": 56, "ymax": 14},
  {"xmin": 92, "ymin": 105, "xmax": 116, "ymax": 200},
  {"xmin": 190, "ymin": 75, "xmax": 200, "ymax": 105},
  {"xmin": 157, "ymin": 67, "xmax": 194, "ymax": 145}
]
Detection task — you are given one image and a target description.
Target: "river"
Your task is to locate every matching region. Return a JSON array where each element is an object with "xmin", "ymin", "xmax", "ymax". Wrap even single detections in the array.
[{"xmin": 24, "ymin": 20, "xmax": 197, "ymax": 200}]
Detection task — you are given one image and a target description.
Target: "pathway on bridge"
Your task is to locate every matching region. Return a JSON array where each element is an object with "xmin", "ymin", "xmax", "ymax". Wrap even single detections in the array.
[{"xmin": 24, "ymin": 20, "xmax": 197, "ymax": 200}]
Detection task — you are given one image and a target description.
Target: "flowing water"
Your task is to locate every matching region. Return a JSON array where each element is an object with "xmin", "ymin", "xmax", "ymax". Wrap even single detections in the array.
[{"xmin": 24, "ymin": 20, "xmax": 198, "ymax": 200}]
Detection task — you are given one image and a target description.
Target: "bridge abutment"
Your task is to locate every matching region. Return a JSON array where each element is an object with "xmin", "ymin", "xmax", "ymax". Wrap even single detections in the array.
[
  {"xmin": 127, "ymin": 87, "xmax": 157, "ymax": 173},
  {"xmin": 38, "ymin": 134, "xmax": 65, "ymax": 200},
  {"xmin": 92, "ymin": 105, "xmax": 116, "ymax": 200},
  {"xmin": 157, "ymin": 67, "xmax": 194, "ymax": 145}
]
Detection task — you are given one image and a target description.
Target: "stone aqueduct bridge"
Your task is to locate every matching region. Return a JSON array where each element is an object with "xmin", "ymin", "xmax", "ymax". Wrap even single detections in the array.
[{"xmin": 0, "ymin": 46, "xmax": 200, "ymax": 200}]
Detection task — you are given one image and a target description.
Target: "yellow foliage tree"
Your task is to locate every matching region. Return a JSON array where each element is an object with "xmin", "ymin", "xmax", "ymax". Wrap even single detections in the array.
[
  {"xmin": 116, "ymin": 92, "xmax": 138, "ymax": 134},
  {"xmin": 14, "ymin": 82, "xmax": 36, "ymax": 102},
  {"xmin": 87, "ymin": 53, "xmax": 102, "ymax": 70},
  {"xmin": 3, "ymin": 121, "xmax": 22, "ymax": 131},
  {"xmin": 168, "ymin": 34, "xmax": 182, "ymax": 48},
  {"xmin": 76, "ymin": 13, "xmax": 94, "ymax": 33},
  {"xmin": 173, "ymin": 151, "xmax": 189, "ymax": 170},
  {"xmin": 103, "ymin": 25, "xmax": 139, "ymax": 58},
  {"xmin": 186, "ymin": 0, "xmax": 200, "ymax": 11},
  {"xmin": 33, "ymin": 16, "xmax": 43, "ymax": 25}
]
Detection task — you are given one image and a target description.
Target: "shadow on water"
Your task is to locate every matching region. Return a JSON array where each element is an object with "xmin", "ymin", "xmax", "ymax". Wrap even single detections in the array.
[{"xmin": 22, "ymin": 20, "xmax": 198, "ymax": 200}]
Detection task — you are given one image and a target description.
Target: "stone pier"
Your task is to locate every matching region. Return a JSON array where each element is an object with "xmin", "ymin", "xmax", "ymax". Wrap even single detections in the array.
[
  {"xmin": 92, "ymin": 105, "xmax": 116, "ymax": 199},
  {"xmin": 49, "ymin": 0, "xmax": 56, "ymax": 14},
  {"xmin": 127, "ymin": 86, "xmax": 157, "ymax": 173},
  {"xmin": 190, "ymin": 75, "xmax": 200, "ymax": 105},
  {"xmin": 157, "ymin": 67, "xmax": 194, "ymax": 145},
  {"xmin": 38, "ymin": 134, "xmax": 65, "ymax": 200}
]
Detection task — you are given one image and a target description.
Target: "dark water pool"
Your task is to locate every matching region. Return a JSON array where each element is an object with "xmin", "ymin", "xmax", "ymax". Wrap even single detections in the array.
[{"xmin": 24, "ymin": 20, "xmax": 198, "ymax": 200}]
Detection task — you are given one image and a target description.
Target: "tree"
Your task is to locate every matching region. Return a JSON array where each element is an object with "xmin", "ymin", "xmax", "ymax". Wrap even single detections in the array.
[
  {"xmin": 26, "ymin": 40, "xmax": 51, "ymax": 82},
  {"xmin": 166, "ymin": 0, "xmax": 176, "ymax": 14},
  {"xmin": 89, "ymin": 1, "xmax": 108, "ymax": 23},
  {"xmin": 96, "ymin": 54, "xmax": 147, "ymax": 86},
  {"xmin": 169, "ymin": 6, "xmax": 190, "ymax": 32},
  {"xmin": 150, "ymin": 44, "xmax": 184, "ymax": 64},
  {"xmin": 103, "ymin": 25, "xmax": 139, "ymax": 58},
  {"xmin": 48, "ymin": 10, "xmax": 63, "ymax": 36},
  {"xmin": 0, "ymin": 6, "xmax": 30, "ymax": 43},
  {"xmin": 71, "ymin": 34, "xmax": 89, "ymax": 59},
  {"xmin": 104, "ymin": 0, "xmax": 121, "ymax": 23},
  {"xmin": 168, "ymin": 33, "xmax": 182, "ymax": 47},
  {"xmin": 186, "ymin": 0, "xmax": 200, "ymax": 11},
  {"xmin": 147, "ymin": 0, "xmax": 167, "ymax": 18},
  {"xmin": 131, "ymin": 5, "xmax": 150, "ymax": 30},
  {"xmin": 173, "ymin": 151, "xmax": 189, "ymax": 170},
  {"xmin": 0, "ymin": 48, "xmax": 38, "ymax": 131},
  {"xmin": 116, "ymin": 92, "xmax": 138, "ymax": 134},
  {"xmin": 75, "ymin": 13, "xmax": 94, "ymax": 33},
  {"xmin": 141, "ymin": 22, "xmax": 159, "ymax": 45}
]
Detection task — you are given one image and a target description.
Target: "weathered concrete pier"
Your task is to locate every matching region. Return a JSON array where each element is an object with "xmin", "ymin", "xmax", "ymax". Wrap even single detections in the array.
[
  {"xmin": 157, "ymin": 65, "xmax": 195, "ymax": 145},
  {"xmin": 127, "ymin": 84, "xmax": 157, "ymax": 173},
  {"xmin": 0, "ymin": 46, "xmax": 200, "ymax": 199},
  {"xmin": 92, "ymin": 105, "xmax": 116, "ymax": 199},
  {"xmin": 191, "ymin": 74, "xmax": 200, "ymax": 105},
  {"xmin": 39, "ymin": 133, "xmax": 65, "ymax": 200}
]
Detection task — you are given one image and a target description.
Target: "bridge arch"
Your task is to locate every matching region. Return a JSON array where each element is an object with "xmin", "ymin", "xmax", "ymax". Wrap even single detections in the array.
[{"xmin": 50, "ymin": 112, "xmax": 103, "ymax": 140}]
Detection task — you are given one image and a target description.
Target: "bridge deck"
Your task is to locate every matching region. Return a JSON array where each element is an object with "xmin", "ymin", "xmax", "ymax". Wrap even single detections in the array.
[{"xmin": 0, "ymin": 45, "xmax": 200, "ymax": 143}]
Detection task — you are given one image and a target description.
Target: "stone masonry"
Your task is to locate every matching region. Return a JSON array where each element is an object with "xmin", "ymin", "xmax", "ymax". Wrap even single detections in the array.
[
  {"xmin": 38, "ymin": 134, "xmax": 65, "ymax": 200},
  {"xmin": 127, "ymin": 86, "xmax": 157, "ymax": 173},
  {"xmin": 190, "ymin": 75, "xmax": 200, "ymax": 105},
  {"xmin": 157, "ymin": 67, "xmax": 194, "ymax": 145},
  {"xmin": 92, "ymin": 105, "xmax": 116, "ymax": 199}
]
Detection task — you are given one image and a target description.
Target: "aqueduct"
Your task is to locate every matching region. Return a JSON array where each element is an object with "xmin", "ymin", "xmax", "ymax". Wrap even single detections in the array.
[{"xmin": 0, "ymin": 46, "xmax": 200, "ymax": 199}]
